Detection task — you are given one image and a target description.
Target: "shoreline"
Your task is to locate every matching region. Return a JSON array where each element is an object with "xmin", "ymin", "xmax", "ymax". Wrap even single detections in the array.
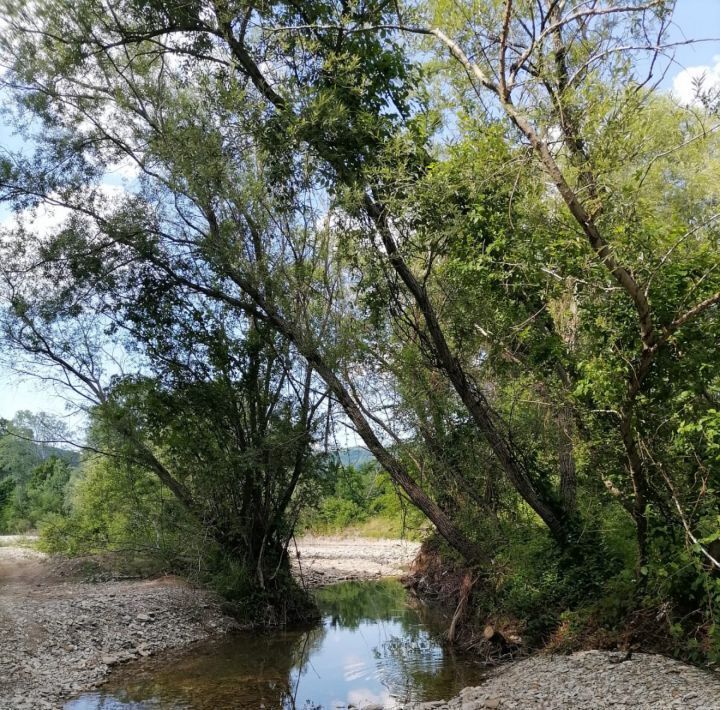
[
  {"xmin": 404, "ymin": 651, "xmax": 720, "ymax": 710},
  {"xmin": 7, "ymin": 537, "xmax": 718, "ymax": 710},
  {"xmin": 291, "ymin": 535, "xmax": 421, "ymax": 587},
  {"xmin": 0, "ymin": 535, "xmax": 420, "ymax": 709},
  {"xmin": 0, "ymin": 544, "xmax": 238, "ymax": 710}
]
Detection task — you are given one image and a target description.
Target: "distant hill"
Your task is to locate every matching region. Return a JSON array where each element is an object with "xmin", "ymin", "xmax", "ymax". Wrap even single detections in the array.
[{"xmin": 335, "ymin": 446, "xmax": 375, "ymax": 467}]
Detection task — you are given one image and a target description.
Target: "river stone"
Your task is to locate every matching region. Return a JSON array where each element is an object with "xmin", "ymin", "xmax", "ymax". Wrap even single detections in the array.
[
  {"xmin": 402, "ymin": 651, "xmax": 720, "ymax": 710},
  {"xmin": 0, "ymin": 541, "xmax": 239, "ymax": 710}
]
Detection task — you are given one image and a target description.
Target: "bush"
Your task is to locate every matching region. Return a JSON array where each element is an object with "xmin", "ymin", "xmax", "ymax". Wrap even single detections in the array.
[
  {"xmin": 39, "ymin": 456, "xmax": 177, "ymax": 556},
  {"xmin": 1, "ymin": 456, "xmax": 73, "ymax": 533},
  {"xmin": 302, "ymin": 462, "xmax": 425, "ymax": 537}
]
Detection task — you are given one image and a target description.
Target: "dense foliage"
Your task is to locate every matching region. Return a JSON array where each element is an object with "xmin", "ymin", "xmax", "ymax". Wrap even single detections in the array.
[
  {"xmin": 1, "ymin": 0, "xmax": 720, "ymax": 652},
  {"xmin": 0, "ymin": 413, "xmax": 79, "ymax": 532},
  {"xmin": 302, "ymin": 461, "xmax": 425, "ymax": 539}
]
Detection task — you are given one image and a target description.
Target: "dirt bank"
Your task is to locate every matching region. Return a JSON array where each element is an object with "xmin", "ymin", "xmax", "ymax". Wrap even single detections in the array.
[{"xmin": 0, "ymin": 535, "xmax": 419, "ymax": 709}]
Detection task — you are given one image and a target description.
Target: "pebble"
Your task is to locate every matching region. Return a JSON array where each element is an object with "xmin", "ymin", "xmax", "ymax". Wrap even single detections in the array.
[
  {"xmin": 292, "ymin": 536, "xmax": 420, "ymax": 587},
  {"xmin": 403, "ymin": 651, "xmax": 720, "ymax": 709},
  {"xmin": 0, "ymin": 573, "xmax": 238, "ymax": 709}
]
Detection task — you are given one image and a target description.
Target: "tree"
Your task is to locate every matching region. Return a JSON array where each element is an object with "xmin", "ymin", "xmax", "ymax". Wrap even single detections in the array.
[
  {"xmin": 0, "ymin": 413, "xmax": 78, "ymax": 531},
  {"xmin": 404, "ymin": 0, "xmax": 720, "ymax": 566},
  {"xmin": 0, "ymin": 0, "xmax": 482, "ymax": 561},
  {"xmin": 91, "ymin": 315, "xmax": 329, "ymax": 601},
  {"xmin": 23, "ymin": 456, "xmax": 72, "ymax": 522}
]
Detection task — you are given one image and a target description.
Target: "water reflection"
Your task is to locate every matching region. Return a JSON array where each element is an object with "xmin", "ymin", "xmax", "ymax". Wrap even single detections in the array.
[{"xmin": 66, "ymin": 580, "xmax": 485, "ymax": 709}]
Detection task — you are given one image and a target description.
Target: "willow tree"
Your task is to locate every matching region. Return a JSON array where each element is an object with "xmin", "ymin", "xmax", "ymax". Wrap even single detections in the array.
[
  {"xmin": 0, "ymin": 0, "xmax": 566, "ymax": 561},
  {"xmin": 0, "ymin": 0, "xmax": 485, "ymax": 561}
]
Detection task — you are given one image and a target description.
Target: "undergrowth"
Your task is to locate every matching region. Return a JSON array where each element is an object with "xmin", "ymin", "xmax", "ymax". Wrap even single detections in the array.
[
  {"xmin": 38, "ymin": 458, "xmax": 317, "ymax": 627},
  {"xmin": 409, "ymin": 503, "xmax": 720, "ymax": 667}
]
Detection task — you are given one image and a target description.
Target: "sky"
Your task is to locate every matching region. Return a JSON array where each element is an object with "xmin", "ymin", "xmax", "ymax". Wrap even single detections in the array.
[
  {"xmin": 665, "ymin": 0, "xmax": 720, "ymax": 101},
  {"xmin": 1, "ymin": 1, "xmax": 720, "ymax": 423}
]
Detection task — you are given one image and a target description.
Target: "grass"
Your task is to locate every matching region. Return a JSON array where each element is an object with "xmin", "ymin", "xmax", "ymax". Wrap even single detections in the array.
[
  {"xmin": 0, "ymin": 534, "xmax": 40, "ymax": 548},
  {"xmin": 307, "ymin": 515, "xmax": 429, "ymax": 540}
]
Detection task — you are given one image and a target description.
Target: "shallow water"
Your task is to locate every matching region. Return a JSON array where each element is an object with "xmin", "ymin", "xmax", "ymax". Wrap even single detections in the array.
[{"xmin": 65, "ymin": 579, "xmax": 485, "ymax": 709}]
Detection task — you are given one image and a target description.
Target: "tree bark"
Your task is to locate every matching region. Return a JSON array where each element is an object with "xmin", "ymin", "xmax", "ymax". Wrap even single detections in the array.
[
  {"xmin": 619, "ymin": 411, "xmax": 649, "ymax": 568},
  {"xmin": 558, "ymin": 406, "xmax": 577, "ymax": 513}
]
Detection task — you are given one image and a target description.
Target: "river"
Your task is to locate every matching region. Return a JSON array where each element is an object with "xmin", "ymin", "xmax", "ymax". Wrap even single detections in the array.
[{"xmin": 65, "ymin": 579, "xmax": 486, "ymax": 709}]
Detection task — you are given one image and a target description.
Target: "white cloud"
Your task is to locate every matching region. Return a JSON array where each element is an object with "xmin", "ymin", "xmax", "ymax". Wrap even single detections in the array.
[
  {"xmin": 105, "ymin": 156, "xmax": 142, "ymax": 182},
  {"xmin": 346, "ymin": 687, "xmax": 393, "ymax": 708},
  {"xmin": 1, "ymin": 200, "xmax": 69, "ymax": 235},
  {"xmin": 672, "ymin": 56, "xmax": 720, "ymax": 105}
]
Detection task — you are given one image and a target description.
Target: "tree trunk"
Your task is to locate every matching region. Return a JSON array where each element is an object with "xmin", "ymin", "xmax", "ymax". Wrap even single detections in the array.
[
  {"xmin": 558, "ymin": 406, "xmax": 577, "ymax": 513},
  {"xmin": 213, "ymin": 24, "xmax": 568, "ymax": 547},
  {"xmin": 311, "ymin": 356, "xmax": 482, "ymax": 562},
  {"xmin": 363, "ymin": 196, "xmax": 568, "ymax": 544},
  {"xmin": 619, "ymin": 413, "xmax": 649, "ymax": 569}
]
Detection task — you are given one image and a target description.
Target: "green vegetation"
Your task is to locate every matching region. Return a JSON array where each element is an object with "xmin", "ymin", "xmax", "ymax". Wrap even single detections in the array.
[
  {"xmin": 0, "ymin": 413, "xmax": 79, "ymax": 533},
  {"xmin": 1, "ymin": 0, "xmax": 720, "ymax": 657},
  {"xmin": 41, "ymin": 448, "xmax": 318, "ymax": 623},
  {"xmin": 302, "ymin": 461, "xmax": 426, "ymax": 539},
  {"xmin": 314, "ymin": 579, "xmax": 408, "ymax": 628}
]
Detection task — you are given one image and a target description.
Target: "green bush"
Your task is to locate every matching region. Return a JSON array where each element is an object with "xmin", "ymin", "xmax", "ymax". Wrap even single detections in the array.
[
  {"xmin": 39, "ymin": 456, "xmax": 167, "ymax": 555},
  {"xmin": 456, "ymin": 502, "xmax": 640, "ymax": 646},
  {"xmin": 1, "ymin": 456, "xmax": 73, "ymax": 533},
  {"xmin": 313, "ymin": 496, "xmax": 367, "ymax": 529},
  {"xmin": 207, "ymin": 553, "xmax": 316, "ymax": 626},
  {"xmin": 38, "ymin": 454, "xmax": 317, "ymax": 625}
]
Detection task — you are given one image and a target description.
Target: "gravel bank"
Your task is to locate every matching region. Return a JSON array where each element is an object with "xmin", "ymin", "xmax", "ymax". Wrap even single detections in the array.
[
  {"xmin": 405, "ymin": 651, "xmax": 720, "ymax": 710},
  {"xmin": 0, "ymin": 545, "xmax": 238, "ymax": 710},
  {"xmin": 4, "ymin": 537, "xmax": 718, "ymax": 710},
  {"xmin": 291, "ymin": 535, "xmax": 421, "ymax": 587}
]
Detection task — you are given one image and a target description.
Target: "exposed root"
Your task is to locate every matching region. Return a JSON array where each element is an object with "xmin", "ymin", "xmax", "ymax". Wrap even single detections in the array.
[{"xmin": 448, "ymin": 572, "xmax": 474, "ymax": 644}]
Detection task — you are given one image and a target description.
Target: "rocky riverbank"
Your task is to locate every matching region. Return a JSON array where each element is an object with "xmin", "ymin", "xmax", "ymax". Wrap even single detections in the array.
[
  {"xmin": 13, "ymin": 537, "xmax": 715, "ymax": 710},
  {"xmin": 291, "ymin": 535, "xmax": 421, "ymax": 587},
  {"xmin": 0, "ymin": 544, "xmax": 238, "ymax": 709},
  {"xmin": 405, "ymin": 650, "xmax": 720, "ymax": 709}
]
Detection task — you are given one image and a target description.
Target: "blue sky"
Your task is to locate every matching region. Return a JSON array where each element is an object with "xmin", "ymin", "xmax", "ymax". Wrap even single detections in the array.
[
  {"xmin": 664, "ymin": 1, "xmax": 720, "ymax": 99},
  {"xmin": 1, "ymin": 1, "xmax": 720, "ymax": 422},
  {"xmin": 668, "ymin": 0, "xmax": 720, "ymax": 58}
]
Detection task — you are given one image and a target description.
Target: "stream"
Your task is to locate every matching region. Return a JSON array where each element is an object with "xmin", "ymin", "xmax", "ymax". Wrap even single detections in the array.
[{"xmin": 65, "ymin": 579, "xmax": 486, "ymax": 709}]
